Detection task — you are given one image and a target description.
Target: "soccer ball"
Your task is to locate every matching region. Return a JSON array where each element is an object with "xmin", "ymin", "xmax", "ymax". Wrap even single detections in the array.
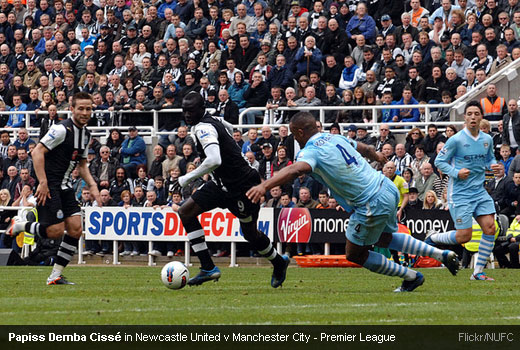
[{"xmin": 161, "ymin": 261, "xmax": 189, "ymax": 290}]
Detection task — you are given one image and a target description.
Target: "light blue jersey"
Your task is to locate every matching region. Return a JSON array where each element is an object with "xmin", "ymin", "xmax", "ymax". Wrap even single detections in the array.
[
  {"xmin": 296, "ymin": 133, "xmax": 386, "ymax": 210},
  {"xmin": 296, "ymin": 132, "xmax": 398, "ymax": 245},
  {"xmin": 435, "ymin": 128, "xmax": 496, "ymax": 202}
]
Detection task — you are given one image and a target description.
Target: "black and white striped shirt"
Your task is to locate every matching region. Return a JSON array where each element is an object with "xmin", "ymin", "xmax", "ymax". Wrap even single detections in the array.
[{"xmin": 39, "ymin": 118, "xmax": 90, "ymax": 190}]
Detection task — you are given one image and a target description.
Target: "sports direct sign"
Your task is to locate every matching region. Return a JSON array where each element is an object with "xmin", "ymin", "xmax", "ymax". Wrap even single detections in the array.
[{"xmin": 84, "ymin": 207, "xmax": 274, "ymax": 242}]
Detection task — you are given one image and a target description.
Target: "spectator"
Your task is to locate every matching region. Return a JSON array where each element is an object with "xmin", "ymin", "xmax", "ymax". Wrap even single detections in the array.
[
  {"xmin": 243, "ymin": 71, "xmax": 269, "ymax": 123},
  {"xmin": 245, "ymin": 151, "xmax": 259, "ymax": 171},
  {"xmin": 263, "ymin": 86, "xmax": 287, "ymax": 125},
  {"xmin": 161, "ymin": 144, "xmax": 182, "ymax": 180},
  {"xmin": 148, "ymin": 145, "xmax": 165, "ymax": 180},
  {"xmin": 490, "ymin": 44, "xmax": 512, "ymax": 75},
  {"xmin": 109, "ymin": 167, "xmax": 134, "ymax": 204},
  {"xmin": 374, "ymin": 65, "xmax": 403, "ymax": 101},
  {"xmin": 411, "ymin": 144, "xmax": 431, "ymax": 179},
  {"xmin": 422, "ymin": 190, "xmax": 442, "ymax": 209},
  {"xmin": 494, "ymin": 216, "xmax": 520, "ymax": 268},
  {"xmin": 14, "ymin": 147, "xmax": 33, "ymax": 175},
  {"xmin": 264, "ymin": 186, "xmax": 283, "ymax": 208},
  {"xmin": 294, "ymin": 36, "xmax": 322, "ymax": 78},
  {"xmin": 451, "ymin": 49, "xmax": 471, "ymax": 79},
  {"xmin": 500, "ymin": 145, "xmax": 515, "ymax": 175},
  {"xmin": 469, "ymin": 44, "xmax": 493, "ymax": 74},
  {"xmin": 216, "ymin": 89, "xmax": 239, "ymax": 125},
  {"xmin": 89, "ymin": 146, "xmax": 117, "ymax": 190},
  {"xmin": 120, "ymin": 126, "xmax": 146, "ymax": 178},
  {"xmin": 272, "ymin": 144, "xmax": 293, "ymax": 173},
  {"xmin": 392, "ymin": 143, "xmax": 414, "ymax": 175},
  {"xmin": 424, "ymin": 65, "xmax": 447, "ymax": 103},
  {"xmin": 502, "ymin": 171, "xmax": 520, "ymax": 218},
  {"xmin": 338, "ymin": 56, "xmax": 362, "ymax": 92},
  {"xmin": 3, "ymin": 145, "xmax": 17, "ymax": 173},
  {"xmin": 315, "ymin": 190, "xmax": 330, "ymax": 209},
  {"xmin": 1, "ymin": 166, "xmax": 19, "ymax": 199},
  {"xmin": 173, "ymin": 126, "xmax": 196, "ymax": 158},
  {"xmin": 503, "ymin": 99, "xmax": 520, "ymax": 156},
  {"xmin": 391, "ymin": 86, "xmax": 420, "ymax": 124},
  {"xmin": 360, "ymin": 69, "xmax": 378, "ymax": 95},
  {"xmin": 409, "ymin": 0, "xmax": 430, "ymax": 27},
  {"xmin": 355, "ymin": 126, "xmax": 376, "ymax": 146},
  {"xmin": 480, "ymin": 83, "xmax": 507, "ymax": 121},
  {"xmin": 383, "ymin": 161, "xmax": 408, "ymax": 221},
  {"xmin": 258, "ymin": 143, "xmax": 276, "ymax": 180},
  {"xmin": 266, "ymin": 54, "xmax": 293, "ymax": 90},
  {"xmin": 0, "ymin": 130, "xmax": 11, "ymax": 159},
  {"xmin": 178, "ymin": 143, "xmax": 198, "ymax": 175},
  {"xmin": 422, "ymin": 124, "xmax": 447, "ymax": 158},
  {"xmin": 251, "ymin": 125, "xmax": 278, "ymax": 155},
  {"xmin": 227, "ymin": 71, "xmax": 249, "ymax": 110},
  {"xmin": 6, "ymin": 94, "xmax": 27, "ymax": 128},
  {"xmin": 415, "ymin": 162, "xmax": 439, "ymax": 201},
  {"xmin": 346, "ymin": 2, "xmax": 376, "ymax": 44}
]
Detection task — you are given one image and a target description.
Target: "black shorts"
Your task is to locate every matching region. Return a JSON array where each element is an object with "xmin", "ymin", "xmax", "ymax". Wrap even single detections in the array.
[
  {"xmin": 191, "ymin": 175, "xmax": 261, "ymax": 224},
  {"xmin": 37, "ymin": 188, "xmax": 81, "ymax": 225}
]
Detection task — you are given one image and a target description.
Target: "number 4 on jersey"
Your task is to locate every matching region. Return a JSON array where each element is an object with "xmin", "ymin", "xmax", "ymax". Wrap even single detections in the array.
[{"xmin": 336, "ymin": 144, "xmax": 358, "ymax": 166}]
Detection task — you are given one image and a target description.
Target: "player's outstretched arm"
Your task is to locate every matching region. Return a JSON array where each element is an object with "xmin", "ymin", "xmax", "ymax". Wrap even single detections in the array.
[
  {"xmin": 355, "ymin": 142, "xmax": 387, "ymax": 165},
  {"xmin": 78, "ymin": 159, "xmax": 102, "ymax": 206},
  {"xmin": 247, "ymin": 161, "xmax": 312, "ymax": 203},
  {"xmin": 178, "ymin": 143, "xmax": 222, "ymax": 187},
  {"xmin": 32, "ymin": 143, "xmax": 51, "ymax": 206}
]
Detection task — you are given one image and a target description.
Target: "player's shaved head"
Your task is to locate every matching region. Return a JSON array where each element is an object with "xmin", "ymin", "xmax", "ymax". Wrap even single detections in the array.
[
  {"xmin": 290, "ymin": 112, "xmax": 319, "ymax": 148},
  {"xmin": 182, "ymin": 92, "xmax": 205, "ymax": 125},
  {"xmin": 290, "ymin": 112, "xmax": 318, "ymax": 133}
]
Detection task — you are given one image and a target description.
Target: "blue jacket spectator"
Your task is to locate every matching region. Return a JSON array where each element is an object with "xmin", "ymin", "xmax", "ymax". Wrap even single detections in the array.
[
  {"xmin": 184, "ymin": 8, "xmax": 209, "ymax": 40},
  {"xmin": 266, "ymin": 58, "xmax": 293, "ymax": 90},
  {"xmin": 243, "ymin": 0, "xmax": 266, "ymax": 17},
  {"xmin": 460, "ymin": 19, "xmax": 483, "ymax": 46},
  {"xmin": 380, "ymin": 94, "xmax": 396, "ymax": 123},
  {"xmin": 346, "ymin": 4, "xmax": 376, "ymax": 43},
  {"xmin": 174, "ymin": 0, "xmax": 195, "ymax": 24},
  {"xmin": 120, "ymin": 127, "xmax": 147, "ymax": 176},
  {"xmin": 338, "ymin": 57, "xmax": 362, "ymax": 91},
  {"xmin": 391, "ymin": 91, "xmax": 420, "ymax": 123},
  {"xmin": 227, "ymin": 72, "xmax": 249, "ymax": 109},
  {"xmin": 295, "ymin": 36, "xmax": 322, "ymax": 77},
  {"xmin": 7, "ymin": 101, "xmax": 27, "ymax": 128},
  {"xmin": 34, "ymin": 3, "xmax": 55, "ymax": 27},
  {"xmin": 158, "ymin": 0, "xmax": 177, "ymax": 19},
  {"xmin": 35, "ymin": 36, "xmax": 54, "ymax": 55},
  {"xmin": 5, "ymin": 22, "xmax": 23, "ymax": 44}
]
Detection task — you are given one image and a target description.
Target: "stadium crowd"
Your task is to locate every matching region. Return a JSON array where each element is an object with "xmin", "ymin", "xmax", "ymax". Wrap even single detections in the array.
[{"xmin": 0, "ymin": 0, "xmax": 520, "ymax": 265}]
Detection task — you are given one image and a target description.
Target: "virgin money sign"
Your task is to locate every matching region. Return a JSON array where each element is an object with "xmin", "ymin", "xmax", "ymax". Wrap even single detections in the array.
[
  {"xmin": 277, "ymin": 208, "xmax": 312, "ymax": 243},
  {"xmin": 275, "ymin": 208, "xmax": 351, "ymax": 244},
  {"xmin": 85, "ymin": 207, "xmax": 274, "ymax": 242},
  {"xmin": 273, "ymin": 208, "xmax": 456, "ymax": 243}
]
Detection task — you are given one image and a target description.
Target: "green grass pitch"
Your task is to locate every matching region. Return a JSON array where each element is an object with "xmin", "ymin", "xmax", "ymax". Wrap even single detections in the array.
[{"xmin": 1, "ymin": 265, "xmax": 520, "ymax": 325}]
